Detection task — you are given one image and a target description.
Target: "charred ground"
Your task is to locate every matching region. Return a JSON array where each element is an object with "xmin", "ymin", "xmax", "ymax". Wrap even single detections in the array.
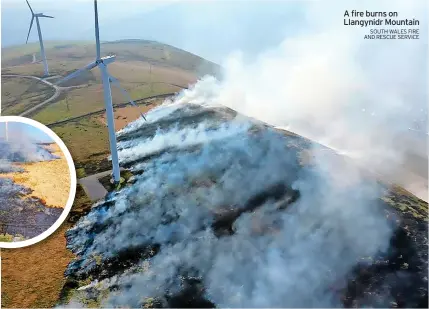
[{"xmin": 59, "ymin": 102, "xmax": 428, "ymax": 308}]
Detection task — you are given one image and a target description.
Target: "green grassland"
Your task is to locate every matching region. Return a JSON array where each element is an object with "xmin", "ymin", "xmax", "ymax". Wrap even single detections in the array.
[
  {"xmin": 32, "ymin": 82, "xmax": 180, "ymax": 124},
  {"xmin": 2, "ymin": 40, "xmax": 211, "ymax": 120},
  {"xmin": 1, "ymin": 76, "xmax": 55, "ymax": 115},
  {"xmin": 54, "ymin": 117, "xmax": 109, "ymax": 163}
]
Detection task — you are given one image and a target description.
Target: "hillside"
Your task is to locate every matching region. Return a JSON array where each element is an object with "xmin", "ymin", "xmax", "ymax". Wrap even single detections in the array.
[
  {"xmin": 1, "ymin": 40, "xmax": 219, "ymax": 171},
  {"xmin": 2, "ymin": 39, "xmax": 426, "ymax": 308},
  {"xmin": 1, "ymin": 40, "xmax": 219, "ymax": 119},
  {"xmin": 58, "ymin": 96, "xmax": 427, "ymax": 308}
]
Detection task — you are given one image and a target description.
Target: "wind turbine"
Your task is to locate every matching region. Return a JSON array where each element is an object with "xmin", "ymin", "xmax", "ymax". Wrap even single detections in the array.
[
  {"xmin": 25, "ymin": 0, "xmax": 54, "ymax": 77},
  {"xmin": 56, "ymin": 0, "xmax": 146, "ymax": 184},
  {"xmin": 5, "ymin": 122, "xmax": 9, "ymax": 142}
]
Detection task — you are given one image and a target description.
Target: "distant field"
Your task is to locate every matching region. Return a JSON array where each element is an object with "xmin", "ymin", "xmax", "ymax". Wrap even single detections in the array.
[
  {"xmin": 32, "ymin": 81, "xmax": 180, "ymax": 124},
  {"xmin": 2, "ymin": 40, "xmax": 206, "ymax": 120},
  {"xmin": 54, "ymin": 117, "xmax": 109, "ymax": 165},
  {"xmin": 97, "ymin": 104, "xmax": 157, "ymax": 131},
  {"xmin": 1, "ymin": 39, "xmax": 206, "ymax": 166},
  {"xmin": 2, "ymin": 40, "xmax": 218, "ymax": 77}
]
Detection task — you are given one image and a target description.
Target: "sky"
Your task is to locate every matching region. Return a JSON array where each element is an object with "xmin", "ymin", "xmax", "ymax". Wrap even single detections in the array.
[
  {"xmin": 0, "ymin": 121, "xmax": 54, "ymax": 143},
  {"xmin": 1, "ymin": 0, "xmax": 305, "ymax": 63}
]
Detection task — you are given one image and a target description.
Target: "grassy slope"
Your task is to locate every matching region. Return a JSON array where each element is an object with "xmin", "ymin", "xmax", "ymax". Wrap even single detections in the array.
[
  {"xmin": 0, "ymin": 40, "xmax": 215, "ymax": 308},
  {"xmin": 1, "ymin": 223, "xmax": 74, "ymax": 308}
]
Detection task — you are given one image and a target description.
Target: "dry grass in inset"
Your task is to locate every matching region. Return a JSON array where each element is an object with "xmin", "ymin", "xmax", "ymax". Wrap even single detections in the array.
[{"xmin": 0, "ymin": 144, "xmax": 71, "ymax": 208}]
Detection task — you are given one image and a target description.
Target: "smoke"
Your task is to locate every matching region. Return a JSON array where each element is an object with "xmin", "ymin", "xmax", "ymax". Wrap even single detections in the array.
[
  {"xmin": 0, "ymin": 120, "xmax": 59, "ymax": 163},
  {"xmin": 0, "ymin": 140, "xmax": 59, "ymax": 163},
  {"xmin": 205, "ymin": 0, "xmax": 428, "ymax": 199},
  {"xmin": 61, "ymin": 0, "xmax": 427, "ymax": 306},
  {"xmin": 0, "ymin": 159, "xmax": 23, "ymax": 173},
  {"xmin": 62, "ymin": 92, "xmax": 412, "ymax": 307}
]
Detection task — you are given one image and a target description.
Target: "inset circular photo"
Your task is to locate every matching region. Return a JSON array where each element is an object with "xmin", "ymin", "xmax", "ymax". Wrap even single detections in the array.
[{"xmin": 0, "ymin": 116, "xmax": 76, "ymax": 248}]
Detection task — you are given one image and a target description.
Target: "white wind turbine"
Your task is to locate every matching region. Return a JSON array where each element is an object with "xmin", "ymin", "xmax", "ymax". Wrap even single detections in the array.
[
  {"xmin": 25, "ymin": 0, "xmax": 54, "ymax": 77},
  {"xmin": 5, "ymin": 122, "xmax": 9, "ymax": 142},
  {"xmin": 56, "ymin": 0, "xmax": 146, "ymax": 184}
]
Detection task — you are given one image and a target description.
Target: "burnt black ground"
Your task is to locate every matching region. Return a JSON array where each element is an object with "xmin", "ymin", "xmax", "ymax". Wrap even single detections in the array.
[
  {"xmin": 61, "ymin": 103, "xmax": 428, "ymax": 308},
  {"xmin": 0, "ymin": 178, "xmax": 62, "ymax": 239}
]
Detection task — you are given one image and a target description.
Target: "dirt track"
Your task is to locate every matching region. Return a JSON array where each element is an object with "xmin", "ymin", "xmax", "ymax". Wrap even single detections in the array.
[{"xmin": 1, "ymin": 74, "xmax": 84, "ymax": 117}]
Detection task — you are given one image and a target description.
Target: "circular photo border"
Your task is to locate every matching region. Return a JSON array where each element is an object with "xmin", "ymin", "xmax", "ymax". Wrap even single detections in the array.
[{"xmin": 0, "ymin": 116, "xmax": 77, "ymax": 249}]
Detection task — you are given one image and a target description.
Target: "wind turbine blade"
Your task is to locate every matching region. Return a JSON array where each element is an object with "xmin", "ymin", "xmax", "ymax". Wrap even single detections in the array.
[
  {"xmin": 109, "ymin": 74, "xmax": 147, "ymax": 121},
  {"xmin": 56, "ymin": 61, "xmax": 98, "ymax": 85},
  {"xmin": 26, "ymin": 16, "xmax": 34, "ymax": 44},
  {"xmin": 40, "ymin": 14, "xmax": 54, "ymax": 18},
  {"xmin": 26, "ymin": 0, "xmax": 34, "ymax": 14},
  {"xmin": 94, "ymin": 0, "xmax": 101, "ymax": 60}
]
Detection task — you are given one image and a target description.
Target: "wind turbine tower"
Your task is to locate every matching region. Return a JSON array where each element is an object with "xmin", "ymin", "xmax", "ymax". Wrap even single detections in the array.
[
  {"xmin": 25, "ymin": 0, "xmax": 54, "ymax": 77},
  {"xmin": 56, "ymin": 0, "xmax": 146, "ymax": 184},
  {"xmin": 5, "ymin": 122, "xmax": 8, "ymax": 142}
]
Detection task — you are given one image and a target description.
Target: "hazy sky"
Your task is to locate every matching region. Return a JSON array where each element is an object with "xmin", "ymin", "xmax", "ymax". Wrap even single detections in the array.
[
  {"xmin": 0, "ymin": 121, "xmax": 54, "ymax": 143},
  {"xmin": 1, "ymin": 0, "xmax": 305, "ymax": 63}
]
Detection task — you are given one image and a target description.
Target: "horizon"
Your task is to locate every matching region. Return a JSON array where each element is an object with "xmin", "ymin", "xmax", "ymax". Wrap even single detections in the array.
[{"xmin": 1, "ymin": 0, "xmax": 304, "ymax": 63}]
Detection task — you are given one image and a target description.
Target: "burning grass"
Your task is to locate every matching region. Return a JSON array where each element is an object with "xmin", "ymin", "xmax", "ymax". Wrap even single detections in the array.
[{"xmin": 59, "ymin": 99, "xmax": 428, "ymax": 308}]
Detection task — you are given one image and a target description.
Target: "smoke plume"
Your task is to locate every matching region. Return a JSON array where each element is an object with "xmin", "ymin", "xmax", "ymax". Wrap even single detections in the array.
[
  {"xmin": 0, "ymin": 140, "xmax": 59, "ymax": 163},
  {"xmin": 61, "ymin": 92, "xmax": 427, "ymax": 307},
  {"xmin": 62, "ymin": 0, "xmax": 427, "ymax": 307},
  {"xmin": 206, "ymin": 0, "xmax": 428, "ymax": 200}
]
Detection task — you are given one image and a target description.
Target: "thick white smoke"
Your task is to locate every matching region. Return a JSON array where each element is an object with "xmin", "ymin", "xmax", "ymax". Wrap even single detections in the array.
[
  {"xmin": 0, "ymin": 140, "xmax": 59, "ymax": 163},
  {"xmin": 62, "ymin": 1, "xmax": 427, "ymax": 307},
  {"xmin": 64, "ymin": 93, "xmax": 403, "ymax": 307},
  {"xmin": 205, "ymin": 0, "xmax": 428, "ymax": 200}
]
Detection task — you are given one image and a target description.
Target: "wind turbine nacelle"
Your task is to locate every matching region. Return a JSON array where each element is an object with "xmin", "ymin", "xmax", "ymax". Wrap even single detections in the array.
[
  {"xmin": 100, "ymin": 55, "xmax": 116, "ymax": 65},
  {"xmin": 34, "ymin": 13, "xmax": 54, "ymax": 18}
]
